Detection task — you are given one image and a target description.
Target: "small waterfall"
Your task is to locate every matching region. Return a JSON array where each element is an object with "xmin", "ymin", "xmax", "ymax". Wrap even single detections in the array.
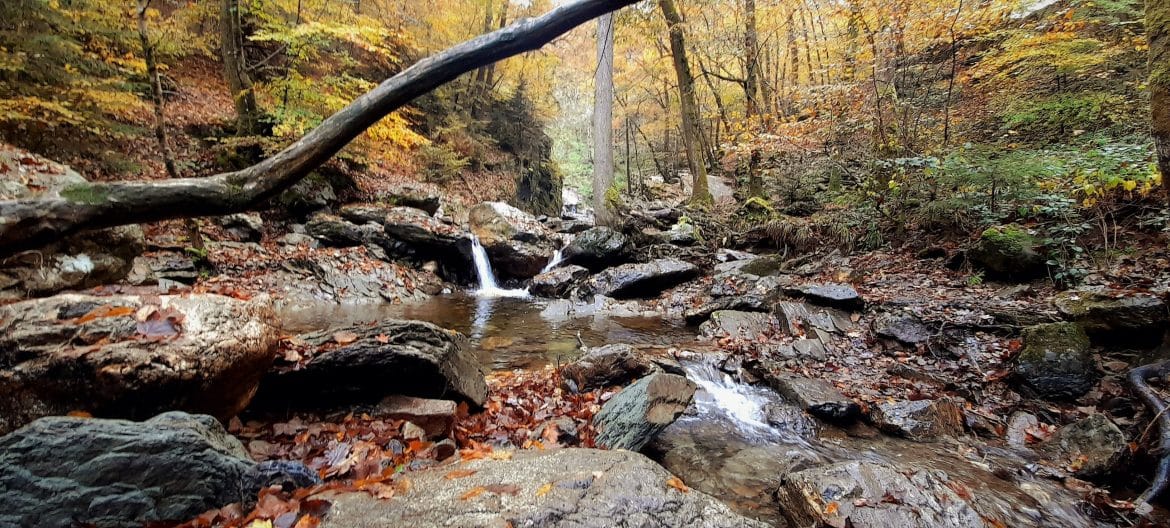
[
  {"xmin": 540, "ymin": 248, "xmax": 564, "ymax": 274},
  {"xmin": 469, "ymin": 235, "xmax": 528, "ymax": 298},
  {"xmin": 683, "ymin": 361, "xmax": 772, "ymax": 431}
]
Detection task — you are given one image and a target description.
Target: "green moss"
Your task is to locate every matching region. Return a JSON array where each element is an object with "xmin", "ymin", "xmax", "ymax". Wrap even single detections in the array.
[
  {"xmin": 1020, "ymin": 322, "xmax": 1091, "ymax": 361},
  {"xmin": 981, "ymin": 224, "xmax": 1036, "ymax": 253},
  {"xmin": 59, "ymin": 183, "xmax": 110, "ymax": 204},
  {"xmin": 604, "ymin": 185, "xmax": 624, "ymax": 211}
]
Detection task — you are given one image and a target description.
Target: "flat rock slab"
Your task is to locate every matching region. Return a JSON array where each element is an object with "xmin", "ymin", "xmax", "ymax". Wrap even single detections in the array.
[
  {"xmin": 374, "ymin": 395, "xmax": 457, "ymax": 440},
  {"xmin": 785, "ymin": 283, "xmax": 865, "ymax": 311},
  {"xmin": 255, "ymin": 320, "xmax": 487, "ymax": 409},
  {"xmin": 0, "ymin": 293, "xmax": 277, "ymax": 434},
  {"xmin": 585, "ymin": 258, "xmax": 700, "ymax": 299},
  {"xmin": 872, "ymin": 312, "xmax": 932, "ymax": 345},
  {"xmin": 0, "ymin": 412, "xmax": 253, "ymax": 528},
  {"xmin": 699, "ymin": 310, "xmax": 779, "ymax": 339},
  {"xmin": 1053, "ymin": 291, "xmax": 1168, "ymax": 347},
  {"xmin": 683, "ymin": 294, "xmax": 770, "ymax": 325},
  {"xmin": 777, "ymin": 461, "xmax": 986, "ymax": 528},
  {"xmin": 869, "ymin": 399, "xmax": 964, "ymax": 441},
  {"xmin": 761, "ymin": 371, "xmax": 859, "ymax": 421},
  {"xmin": 319, "ymin": 448, "xmax": 769, "ymax": 528},
  {"xmin": 561, "ymin": 344, "xmax": 660, "ymax": 391},
  {"xmin": 530, "ymin": 264, "xmax": 590, "ymax": 298}
]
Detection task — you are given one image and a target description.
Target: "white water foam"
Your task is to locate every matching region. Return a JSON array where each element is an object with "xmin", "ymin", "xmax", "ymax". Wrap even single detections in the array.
[
  {"xmin": 470, "ymin": 235, "xmax": 529, "ymax": 298},
  {"xmin": 683, "ymin": 362, "xmax": 772, "ymax": 432}
]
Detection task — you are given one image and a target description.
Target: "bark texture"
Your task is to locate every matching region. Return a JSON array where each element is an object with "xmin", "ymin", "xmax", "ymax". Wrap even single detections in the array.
[
  {"xmin": 593, "ymin": 12, "xmax": 617, "ymax": 225},
  {"xmin": 0, "ymin": 0, "xmax": 640, "ymax": 257},
  {"xmin": 220, "ymin": 0, "xmax": 261, "ymax": 135},
  {"xmin": 1149, "ymin": 0, "xmax": 1170, "ymax": 205},
  {"xmin": 659, "ymin": 0, "xmax": 712, "ymax": 205}
]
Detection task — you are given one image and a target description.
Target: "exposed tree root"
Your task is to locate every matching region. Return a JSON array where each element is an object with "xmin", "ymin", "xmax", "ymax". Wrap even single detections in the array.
[{"xmin": 1129, "ymin": 359, "xmax": 1170, "ymax": 507}]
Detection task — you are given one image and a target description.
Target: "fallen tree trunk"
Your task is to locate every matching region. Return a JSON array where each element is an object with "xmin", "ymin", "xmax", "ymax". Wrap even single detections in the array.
[{"xmin": 0, "ymin": 0, "xmax": 639, "ymax": 257}]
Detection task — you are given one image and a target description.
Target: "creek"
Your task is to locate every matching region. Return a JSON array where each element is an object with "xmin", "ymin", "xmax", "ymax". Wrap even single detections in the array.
[{"xmin": 278, "ymin": 245, "xmax": 1103, "ymax": 527}]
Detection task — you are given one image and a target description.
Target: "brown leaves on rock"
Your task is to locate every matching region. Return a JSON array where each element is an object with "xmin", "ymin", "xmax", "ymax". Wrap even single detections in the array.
[{"xmin": 457, "ymin": 366, "xmax": 600, "ymax": 449}]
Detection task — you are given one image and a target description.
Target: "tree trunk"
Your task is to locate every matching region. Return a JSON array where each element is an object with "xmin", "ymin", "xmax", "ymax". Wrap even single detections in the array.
[
  {"xmin": 0, "ymin": 0, "xmax": 641, "ymax": 256},
  {"xmin": 658, "ymin": 0, "xmax": 712, "ymax": 206},
  {"xmin": 1150, "ymin": 0, "xmax": 1170, "ymax": 206},
  {"xmin": 744, "ymin": 0, "xmax": 763, "ymax": 199},
  {"xmin": 137, "ymin": 0, "xmax": 204, "ymax": 250},
  {"xmin": 593, "ymin": 12, "xmax": 616, "ymax": 225},
  {"xmin": 220, "ymin": 0, "xmax": 260, "ymax": 135}
]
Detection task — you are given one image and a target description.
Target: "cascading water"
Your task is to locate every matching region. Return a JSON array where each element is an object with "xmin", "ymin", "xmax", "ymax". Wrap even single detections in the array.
[
  {"xmin": 469, "ymin": 235, "xmax": 528, "ymax": 298},
  {"xmin": 540, "ymin": 248, "xmax": 564, "ymax": 274},
  {"xmin": 683, "ymin": 361, "xmax": 773, "ymax": 432}
]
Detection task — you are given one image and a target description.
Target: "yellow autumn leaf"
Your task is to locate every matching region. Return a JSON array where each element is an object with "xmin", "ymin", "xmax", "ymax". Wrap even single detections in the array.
[
  {"xmin": 535, "ymin": 482, "xmax": 554, "ymax": 497},
  {"xmin": 248, "ymin": 521, "xmax": 274, "ymax": 528},
  {"xmin": 1123, "ymin": 180, "xmax": 1137, "ymax": 191}
]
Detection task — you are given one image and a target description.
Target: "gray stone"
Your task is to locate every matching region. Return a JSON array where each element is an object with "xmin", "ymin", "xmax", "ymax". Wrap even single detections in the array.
[
  {"xmin": 530, "ymin": 265, "xmax": 589, "ymax": 298},
  {"xmin": 469, "ymin": 201, "xmax": 556, "ymax": 279},
  {"xmin": 760, "ymin": 371, "xmax": 859, "ymax": 421},
  {"xmin": 774, "ymin": 301, "xmax": 854, "ymax": 335},
  {"xmin": 584, "ymin": 258, "xmax": 700, "ymax": 299},
  {"xmin": 684, "ymin": 294, "xmax": 770, "ymax": 325},
  {"xmin": 373, "ymin": 182, "xmax": 442, "ymax": 215},
  {"xmin": 869, "ymin": 399, "xmax": 964, "ymax": 441},
  {"xmin": 785, "ymin": 282, "xmax": 865, "ymax": 311},
  {"xmin": 339, "ymin": 203, "xmax": 394, "ymax": 226},
  {"xmin": 375, "ymin": 395, "xmax": 457, "ymax": 439},
  {"xmin": 1006, "ymin": 412, "xmax": 1041, "ymax": 448},
  {"xmin": 0, "ymin": 293, "xmax": 277, "ymax": 434},
  {"xmin": 0, "ymin": 412, "xmax": 253, "ymax": 528},
  {"xmin": 1050, "ymin": 414, "xmax": 1127, "ymax": 479},
  {"xmin": 318, "ymin": 448, "xmax": 768, "ymax": 528},
  {"xmin": 776, "ymin": 461, "xmax": 987, "ymax": 528},
  {"xmin": 1014, "ymin": 322, "xmax": 1096, "ymax": 400},
  {"xmin": 593, "ymin": 373, "xmax": 697, "ymax": 451},
  {"xmin": 563, "ymin": 226, "xmax": 633, "ymax": 271},
  {"xmin": 219, "ymin": 213, "xmax": 263, "ymax": 242},
  {"xmin": 1054, "ymin": 291, "xmax": 1168, "ymax": 347},
  {"xmin": 666, "ymin": 221, "xmax": 698, "ymax": 246},
  {"xmin": 873, "ymin": 312, "xmax": 932, "ymax": 345},
  {"xmin": 254, "ymin": 320, "xmax": 488, "ymax": 409},
  {"xmin": 699, "ymin": 310, "xmax": 778, "ymax": 339},
  {"xmin": 382, "ymin": 206, "xmax": 465, "ymax": 254},
  {"xmin": 561, "ymin": 344, "xmax": 660, "ymax": 391},
  {"xmin": 306, "ymin": 212, "xmax": 377, "ymax": 248}
]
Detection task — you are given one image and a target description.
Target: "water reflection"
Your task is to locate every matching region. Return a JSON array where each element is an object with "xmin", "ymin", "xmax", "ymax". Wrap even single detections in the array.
[{"xmin": 279, "ymin": 293, "xmax": 699, "ymax": 370}]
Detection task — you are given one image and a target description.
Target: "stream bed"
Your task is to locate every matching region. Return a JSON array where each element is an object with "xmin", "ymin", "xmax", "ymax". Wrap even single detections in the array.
[{"xmin": 280, "ymin": 294, "xmax": 1105, "ymax": 527}]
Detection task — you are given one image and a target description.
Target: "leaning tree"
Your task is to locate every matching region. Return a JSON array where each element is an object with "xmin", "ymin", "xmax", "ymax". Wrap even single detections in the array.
[{"xmin": 0, "ymin": 0, "xmax": 640, "ymax": 258}]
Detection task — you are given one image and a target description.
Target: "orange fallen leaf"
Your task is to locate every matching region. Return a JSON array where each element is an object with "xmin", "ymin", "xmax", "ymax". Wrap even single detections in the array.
[
  {"xmin": 444, "ymin": 469, "xmax": 477, "ymax": 480},
  {"xmin": 824, "ymin": 501, "xmax": 839, "ymax": 516},
  {"xmin": 665, "ymin": 476, "xmax": 689, "ymax": 493},
  {"xmin": 77, "ymin": 305, "xmax": 135, "ymax": 323},
  {"xmin": 67, "ymin": 410, "xmax": 93, "ymax": 418},
  {"xmin": 375, "ymin": 334, "xmax": 390, "ymax": 344},
  {"xmin": 293, "ymin": 515, "xmax": 321, "ymax": 528},
  {"xmin": 461, "ymin": 486, "xmax": 487, "ymax": 500},
  {"xmin": 333, "ymin": 331, "xmax": 359, "ymax": 345}
]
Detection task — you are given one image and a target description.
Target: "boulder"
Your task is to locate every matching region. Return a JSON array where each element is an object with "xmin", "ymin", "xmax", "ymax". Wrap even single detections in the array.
[
  {"xmin": 339, "ymin": 203, "xmax": 394, "ymax": 226},
  {"xmin": 593, "ymin": 372, "xmax": 697, "ymax": 451},
  {"xmin": 1054, "ymin": 291, "xmax": 1168, "ymax": 347},
  {"xmin": 968, "ymin": 224, "xmax": 1047, "ymax": 280},
  {"xmin": 873, "ymin": 312, "xmax": 932, "ymax": 345},
  {"xmin": 869, "ymin": 399, "xmax": 964, "ymax": 441},
  {"xmin": 561, "ymin": 344, "xmax": 660, "ymax": 391},
  {"xmin": 141, "ymin": 249, "xmax": 200, "ymax": 285},
  {"xmin": 318, "ymin": 448, "xmax": 768, "ymax": 528},
  {"xmin": 776, "ymin": 461, "xmax": 987, "ymax": 528},
  {"xmin": 666, "ymin": 220, "xmax": 699, "ymax": 246},
  {"xmin": 218, "ymin": 213, "xmax": 264, "ymax": 242},
  {"xmin": 0, "ymin": 220, "xmax": 144, "ymax": 301},
  {"xmin": 562, "ymin": 227, "xmax": 633, "ymax": 271},
  {"xmin": 683, "ymin": 294, "xmax": 770, "ymax": 325},
  {"xmin": 529, "ymin": 265, "xmax": 589, "ymax": 298},
  {"xmin": 784, "ymin": 283, "xmax": 865, "ymax": 311},
  {"xmin": 306, "ymin": 212, "xmax": 370, "ymax": 247},
  {"xmin": 382, "ymin": 206, "xmax": 465, "ymax": 253},
  {"xmin": 0, "ymin": 412, "xmax": 315, "ymax": 528},
  {"xmin": 1014, "ymin": 322, "xmax": 1096, "ymax": 400},
  {"xmin": 255, "ymin": 320, "xmax": 488, "ymax": 409},
  {"xmin": 584, "ymin": 258, "xmax": 701, "ymax": 299},
  {"xmin": 278, "ymin": 174, "xmax": 337, "ymax": 214},
  {"xmin": 374, "ymin": 395, "xmax": 457, "ymax": 440},
  {"xmin": 758, "ymin": 370, "xmax": 859, "ymax": 421},
  {"xmin": 0, "ymin": 293, "xmax": 277, "ymax": 434},
  {"xmin": 373, "ymin": 182, "xmax": 442, "ymax": 215},
  {"xmin": 699, "ymin": 310, "xmax": 778, "ymax": 339},
  {"xmin": 468, "ymin": 201, "xmax": 556, "ymax": 279},
  {"xmin": 1049, "ymin": 414, "xmax": 1127, "ymax": 479}
]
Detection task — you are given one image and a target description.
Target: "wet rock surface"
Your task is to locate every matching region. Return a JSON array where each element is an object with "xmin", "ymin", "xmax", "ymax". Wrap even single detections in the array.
[
  {"xmin": 529, "ymin": 264, "xmax": 589, "ymax": 298},
  {"xmin": 699, "ymin": 310, "xmax": 778, "ymax": 339},
  {"xmin": 468, "ymin": 201, "xmax": 556, "ymax": 279},
  {"xmin": 0, "ymin": 412, "xmax": 256, "ymax": 528},
  {"xmin": 583, "ymin": 257, "xmax": 700, "ymax": 299},
  {"xmin": 0, "ymin": 293, "xmax": 277, "ymax": 434},
  {"xmin": 318, "ymin": 448, "xmax": 769, "ymax": 528},
  {"xmin": 255, "ymin": 320, "xmax": 487, "ymax": 409},
  {"xmin": 1014, "ymin": 322, "xmax": 1096, "ymax": 400},
  {"xmin": 757, "ymin": 370, "xmax": 860, "ymax": 421},
  {"xmin": 868, "ymin": 399, "xmax": 964, "ymax": 441},
  {"xmin": 560, "ymin": 343, "xmax": 662, "ymax": 391},
  {"xmin": 594, "ymin": 372, "xmax": 697, "ymax": 451},
  {"xmin": 785, "ymin": 282, "xmax": 865, "ymax": 311},
  {"xmin": 1049, "ymin": 413, "xmax": 1128, "ymax": 479},
  {"xmin": 562, "ymin": 226, "xmax": 632, "ymax": 271}
]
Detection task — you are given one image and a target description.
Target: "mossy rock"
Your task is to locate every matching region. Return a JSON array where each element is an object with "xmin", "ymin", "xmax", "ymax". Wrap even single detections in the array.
[
  {"xmin": 738, "ymin": 197, "xmax": 775, "ymax": 221},
  {"xmin": 1053, "ymin": 291, "xmax": 1168, "ymax": 347},
  {"xmin": 968, "ymin": 224, "xmax": 1047, "ymax": 281},
  {"xmin": 1013, "ymin": 322, "xmax": 1096, "ymax": 400}
]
